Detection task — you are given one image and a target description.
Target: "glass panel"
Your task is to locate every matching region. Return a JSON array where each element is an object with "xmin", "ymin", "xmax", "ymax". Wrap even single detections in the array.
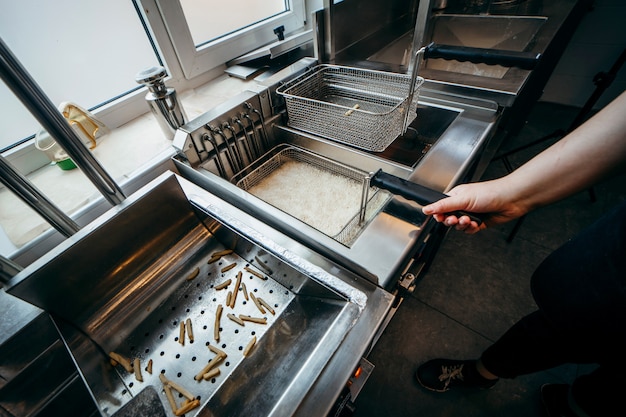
[
  {"xmin": 0, "ymin": 0, "xmax": 159, "ymax": 150},
  {"xmin": 180, "ymin": 0, "xmax": 288, "ymax": 47}
]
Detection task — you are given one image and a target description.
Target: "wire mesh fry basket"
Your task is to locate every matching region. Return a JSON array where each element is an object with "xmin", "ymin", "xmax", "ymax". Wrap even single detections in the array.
[
  {"xmin": 276, "ymin": 64, "xmax": 424, "ymax": 152},
  {"xmin": 233, "ymin": 145, "xmax": 390, "ymax": 246}
]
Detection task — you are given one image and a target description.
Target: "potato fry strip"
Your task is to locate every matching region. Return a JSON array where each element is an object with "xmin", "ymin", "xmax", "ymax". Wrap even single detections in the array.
[
  {"xmin": 186, "ymin": 266, "xmax": 200, "ymax": 281},
  {"xmin": 109, "ymin": 352, "xmax": 133, "ymax": 373},
  {"xmin": 207, "ymin": 254, "xmax": 221, "ymax": 264},
  {"xmin": 242, "ymin": 282, "xmax": 249, "ymax": 301},
  {"xmin": 208, "ymin": 344, "xmax": 227, "ymax": 358},
  {"xmin": 243, "ymin": 335, "xmax": 257, "ymax": 357},
  {"xmin": 254, "ymin": 256, "xmax": 273, "ymax": 274},
  {"xmin": 226, "ymin": 291, "xmax": 232, "ymax": 307},
  {"xmin": 179, "ymin": 321, "xmax": 185, "ymax": 346},
  {"xmin": 185, "ymin": 318, "xmax": 194, "ymax": 342},
  {"xmin": 344, "ymin": 103, "xmax": 360, "ymax": 116},
  {"xmin": 230, "ymin": 271, "xmax": 242, "ymax": 308},
  {"xmin": 146, "ymin": 359, "xmax": 153, "ymax": 374},
  {"xmin": 194, "ymin": 354, "xmax": 225, "ymax": 381},
  {"xmin": 214, "ymin": 278, "xmax": 231, "ymax": 290},
  {"xmin": 202, "ymin": 367, "xmax": 220, "ymax": 380},
  {"xmin": 221, "ymin": 262, "xmax": 237, "ymax": 273},
  {"xmin": 257, "ymin": 297, "xmax": 275, "ymax": 315},
  {"xmin": 175, "ymin": 399, "xmax": 200, "ymax": 416},
  {"xmin": 213, "ymin": 249, "xmax": 233, "ymax": 257},
  {"xmin": 214, "ymin": 304, "xmax": 223, "ymax": 342},
  {"xmin": 162, "ymin": 383, "xmax": 177, "ymax": 413},
  {"xmin": 133, "ymin": 358, "xmax": 143, "ymax": 382},
  {"xmin": 249, "ymin": 292, "xmax": 266, "ymax": 314},
  {"xmin": 244, "ymin": 266, "xmax": 267, "ymax": 280},
  {"xmin": 239, "ymin": 315, "xmax": 267, "ymax": 325},
  {"xmin": 159, "ymin": 374, "xmax": 195, "ymax": 401},
  {"xmin": 227, "ymin": 313, "xmax": 245, "ymax": 326}
]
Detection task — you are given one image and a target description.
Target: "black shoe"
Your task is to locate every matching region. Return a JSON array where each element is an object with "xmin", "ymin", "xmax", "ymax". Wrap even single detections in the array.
[
  {"xmin": 415, "ymin": 358, "xmax": 498, "ymax": 393},
  {"xmin": 540, "ymin": 384, "xmax": 581, "ymax": 417}
]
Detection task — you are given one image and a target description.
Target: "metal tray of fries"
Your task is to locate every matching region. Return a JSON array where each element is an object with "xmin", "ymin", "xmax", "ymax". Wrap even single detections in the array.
[
  {"xmin": 276, "ymin": 64, "xmax": 423, "ymax": 152},
  {"xmin": 7, "ymin": 172, "xmax": 372, "ymax": 417}
]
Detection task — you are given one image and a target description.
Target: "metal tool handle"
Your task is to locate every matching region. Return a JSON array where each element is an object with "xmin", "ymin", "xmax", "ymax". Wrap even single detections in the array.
[
  {"xmin": 370, "ymin": 169, "xmax": 483, "ymax": 225},
  {"xmin": 424, "ymin": 43, "xmax": 541, "ymax": 70}
]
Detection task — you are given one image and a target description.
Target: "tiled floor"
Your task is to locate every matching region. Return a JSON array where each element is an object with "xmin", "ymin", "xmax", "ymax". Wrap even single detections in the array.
[{"xmin": 353, "ymin": 101, "xmax": 626, "ymax": 416}]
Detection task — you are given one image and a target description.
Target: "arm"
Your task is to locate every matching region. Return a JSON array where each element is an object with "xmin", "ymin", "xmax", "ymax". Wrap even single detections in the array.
[{"xmin": 423, "ymin": 90, "xmax": 626, "ymax": 233}]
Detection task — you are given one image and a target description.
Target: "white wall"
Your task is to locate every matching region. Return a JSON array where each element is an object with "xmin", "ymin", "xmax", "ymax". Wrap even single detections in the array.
[{"xmin": 541, "ymin": 0, "xmax": 626, "ymax": 109}]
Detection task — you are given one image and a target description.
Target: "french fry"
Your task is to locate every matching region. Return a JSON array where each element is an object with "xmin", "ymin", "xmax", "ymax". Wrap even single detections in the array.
[
  {"xmin": 208, "ymin": 345, "xmax": 227, "ymax": 358},
  {"xmin": 249, "ymin": 292, "xmax": 266, "ymax": 314},
  {"xmin": 213, "ymin": 249, "xmax": 233, "ymax": 257},
  {"xmin": 194, "ymin": 354, "xmax": 225, "ymax": 381},
  {"xmin": 230, "ymin": 271, "xmax": 242, "ymax": 308},
  {"xmin": 133, "ymin": 358, "xmax": 143, "ymax": 382},
  {"xmin": 203, "ymin": 367, "xmax": 220, "ymax": 380},
  {"xmin": 242, "ymin": 282, "xmax": 249, "ymax": 301},
  {"xmin": 239, "ymin": 315, "xmax": 267, "ymax": 325},
  {"xmin": 244, "ymin": 266, "xmax": 267, "ymax": 280},
  {"xmin": 227, "ymin": 313, "xmax": 245, "ymax": 326},
  {"xmin": 254, "ymin": 256, "xmax": 273, "ymax": 274},
  {"xmin": 207, "ymin": 254, "xmax": 221, "ymax": 264},
  {"xmin": 163, "ymin": 383, "xmax": 178, "ymax": 413},
  {"xmin": 214, "ymin": 304, "xmax": 223, "ymax": 342},
  {"xmin": 186, "ymin": 266, "xmax": 200, "ymax": 281},
  {"xmin": 257, "ymin": 297, "xmax": 275, "ymax": 315},
  {"xmin": 215, "ymin": 278, "xmax": 231, "ymax": 290},
  {"xmin": 179, "ymin": 321, "xmax": 185, "ymax": 346},
  {"xmin": 109, "ymin": 352, "xmax": 133, "ymax": 373},
  {"xmin": 160, "ymin": 374, "xmax": 195, "ymax": 400},
  {"xmin": 175, "ymin": 399, "xmax": 200, "ymax": 416},
  {"xmin": 185, "ymin": 318, "xmax": 194, "ymax": 342},
  {"xmin": 344, "ymin": 103, "xmax": 360, "ymax": 116},
  {"xmin": 243, "ymin": 335, "xmax": 257, "ymax": 357},
  {"xmin": 145, "ymin": 359, "xmax": 153, "ymax": 374},
  {"xmin": 226, "ymin": 291, "xmax": 232, "ymax": 307},
  {"xmin": 221, "ymin": 262, "xmax": 237, "ymax": 273}
]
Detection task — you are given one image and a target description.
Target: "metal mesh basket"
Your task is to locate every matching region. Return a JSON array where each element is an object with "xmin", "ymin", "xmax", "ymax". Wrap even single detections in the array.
[
  {"xmin": 234, "ymin": 145, "xmax": 389, "ymax": 246},
  {"xmin": 276, "ymin": 64, "xmax": 424, "ymax": 152}
]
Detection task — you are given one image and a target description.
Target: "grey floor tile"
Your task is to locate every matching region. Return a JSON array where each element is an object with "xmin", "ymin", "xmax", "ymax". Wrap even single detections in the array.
[
  {"xmin": 353, "ymin": 297, "xmax": 554, "ymax": 417},
  {"xmin": 413, "ymin": 227, "xmax": 549, "ymax": 341}
]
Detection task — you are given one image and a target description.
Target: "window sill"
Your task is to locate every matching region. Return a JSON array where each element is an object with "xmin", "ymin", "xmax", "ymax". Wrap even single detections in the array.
[{"xmin": 0, "ymin": 74, "xmax": 253, "ymax": 254}]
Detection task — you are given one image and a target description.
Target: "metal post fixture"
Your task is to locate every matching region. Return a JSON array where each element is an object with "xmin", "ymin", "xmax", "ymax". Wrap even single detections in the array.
[
  {"xmin": 322, "ymin": 0, "xmax": 335, "ymax": 63},
  {"xmin": 402, "ymin": 0, "xmax": 433, "ymax": 133},
  {"xmin": 0, "ymin": 37, "xmax": 126, "ymax": 206},
  {"xmin": 0, "ymin": 155, "xmax": 80, "ymax": 238},
  {"xmin": 135, "ymin": 66, "xmax": 187, "ymax": 140}
]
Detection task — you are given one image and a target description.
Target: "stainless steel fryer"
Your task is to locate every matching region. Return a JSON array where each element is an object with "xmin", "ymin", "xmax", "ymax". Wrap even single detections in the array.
[{"xmin": 6, "ymin": 172, "xmax": 393, "ymax": 417}]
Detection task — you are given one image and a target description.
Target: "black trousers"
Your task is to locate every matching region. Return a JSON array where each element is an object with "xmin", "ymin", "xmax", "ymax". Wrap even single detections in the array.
[{"xmin": 480, "ymin": 200, "xmax": 626, "ymax": 415}]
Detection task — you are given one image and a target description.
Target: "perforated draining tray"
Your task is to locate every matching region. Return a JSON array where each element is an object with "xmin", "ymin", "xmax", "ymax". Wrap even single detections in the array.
[
  {"xmin": 107, "ymin": 246, "xmax": 294, "ymax": 414},
  {"xmin": 8, "ymin": 173, "xmax": 362, "ymax": 417}
]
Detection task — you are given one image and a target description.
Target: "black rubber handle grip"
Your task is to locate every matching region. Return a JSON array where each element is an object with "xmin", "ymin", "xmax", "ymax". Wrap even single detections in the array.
[
  {"xmin": 424, "ymin": 42, "xmax": 541, "ymax": 70},
  {"xmin": 370, "ymin": 169, "xmax": 483, "ymax": 225}
]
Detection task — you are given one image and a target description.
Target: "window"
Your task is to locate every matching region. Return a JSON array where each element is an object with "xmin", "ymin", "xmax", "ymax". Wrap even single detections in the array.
[
  {"xmin": 151, "ymin": 0, "xmax": 307, "ymax": 78},
  {"xmin": 0, "ymin": 0, "xmax": 309, "ymax": 259},
  {"xmin": 0, "ymin": 0, "xmax": 159, "ymax": 152}
]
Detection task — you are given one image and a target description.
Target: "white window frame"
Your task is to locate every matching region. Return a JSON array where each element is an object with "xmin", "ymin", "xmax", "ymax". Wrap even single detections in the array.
[{"xmin": 150, "ymin": 0, "xmax": 307, "ymax": 79}]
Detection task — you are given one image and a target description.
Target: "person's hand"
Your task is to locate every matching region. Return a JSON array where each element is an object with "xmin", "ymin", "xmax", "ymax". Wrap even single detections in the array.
[{"xmin": 421, "ymin": 180, "xmax": 526, "ymax": 234}]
